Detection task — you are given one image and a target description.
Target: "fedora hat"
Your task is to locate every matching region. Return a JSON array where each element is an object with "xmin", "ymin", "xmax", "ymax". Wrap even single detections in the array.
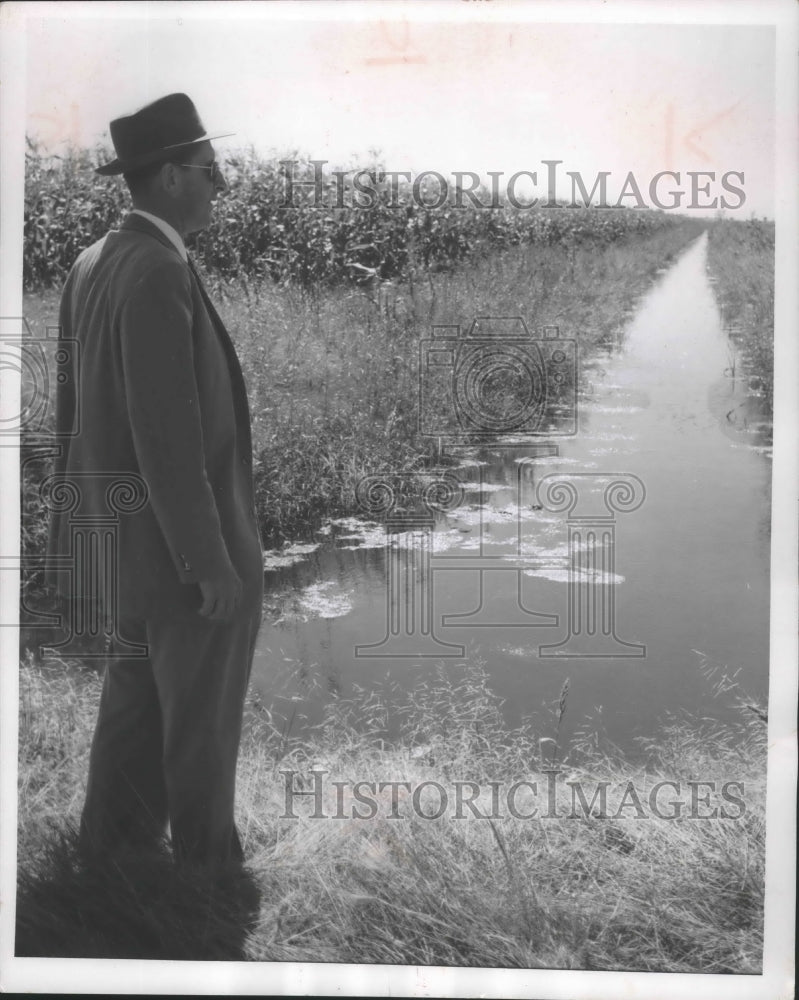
[{"xmin": 96, "ymin": 93, "xmax": 233, "ymax": 176}]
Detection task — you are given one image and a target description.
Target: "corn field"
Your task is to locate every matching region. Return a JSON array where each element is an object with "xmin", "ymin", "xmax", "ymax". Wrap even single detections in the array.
[{"xmin": 26, "ymin": 142, "xmax": 690, "ymax": 291}]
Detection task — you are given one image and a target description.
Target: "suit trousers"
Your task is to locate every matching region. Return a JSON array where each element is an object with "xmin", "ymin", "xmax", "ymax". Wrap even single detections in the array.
[{"xmin": 78, "ymin": 609, "xmax": 262, "ymax": 869}]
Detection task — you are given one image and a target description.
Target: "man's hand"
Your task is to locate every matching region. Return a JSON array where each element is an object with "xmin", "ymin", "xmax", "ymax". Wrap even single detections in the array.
[{"xmin": 198, "ymin": 570, "xmax": 243, "ymax": 622}]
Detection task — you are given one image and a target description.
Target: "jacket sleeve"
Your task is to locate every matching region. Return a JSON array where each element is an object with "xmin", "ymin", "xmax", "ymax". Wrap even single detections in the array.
[{"xmin": 118, "ymin": 258, "xmax": 236, "ymax": 584}]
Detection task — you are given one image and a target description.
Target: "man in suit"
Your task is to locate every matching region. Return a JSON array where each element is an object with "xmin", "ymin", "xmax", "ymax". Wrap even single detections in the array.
[{"xmin": 46, "ymin": 94, "xmax": 264, "ymax": 873}]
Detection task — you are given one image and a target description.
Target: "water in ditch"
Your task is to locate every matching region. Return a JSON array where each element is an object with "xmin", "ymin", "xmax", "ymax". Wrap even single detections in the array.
[{"xmin": 251, "ymin": 232, "xmax": 772, "ymax": 754}]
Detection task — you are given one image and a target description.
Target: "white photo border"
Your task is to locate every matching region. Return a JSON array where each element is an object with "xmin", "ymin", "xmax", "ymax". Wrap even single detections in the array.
[{"xmin": 1, "ymin": 1, "xmax": 795, "ymax": 996}]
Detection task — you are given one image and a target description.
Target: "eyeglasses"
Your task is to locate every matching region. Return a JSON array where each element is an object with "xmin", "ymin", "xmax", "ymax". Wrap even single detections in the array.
[{"xmin": 177, "ymin": 161, "xmax": 224, "ymax": 185}]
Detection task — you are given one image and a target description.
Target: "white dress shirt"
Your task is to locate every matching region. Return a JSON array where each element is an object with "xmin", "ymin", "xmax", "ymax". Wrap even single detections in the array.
[{"xmin": 130, "ymin": 208, "xmax": 188, "ymax": 262}]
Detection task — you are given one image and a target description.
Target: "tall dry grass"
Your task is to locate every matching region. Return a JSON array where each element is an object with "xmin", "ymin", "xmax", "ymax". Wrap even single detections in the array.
[
  {"xmin": 17, "ymin": 654, "xmax": 766, "ymax": 969},
  {"xmin": 706, "ymin": 218, "xmax": 774, "ymax": 418}
]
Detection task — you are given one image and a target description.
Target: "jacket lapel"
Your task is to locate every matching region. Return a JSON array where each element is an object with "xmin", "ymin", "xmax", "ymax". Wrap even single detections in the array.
[
  {"xmin": 186, "ymin": 256, "xmax": 253, "ymax": 457},
  {"xmin": 120, "ymin": 213, "xmax": 253, "ymax": 456}
]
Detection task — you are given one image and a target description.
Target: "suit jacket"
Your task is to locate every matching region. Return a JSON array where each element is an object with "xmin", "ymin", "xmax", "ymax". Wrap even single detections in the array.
[{"xmin": 46, "ymin": 212, "xmax": 264, "ymax": 620}]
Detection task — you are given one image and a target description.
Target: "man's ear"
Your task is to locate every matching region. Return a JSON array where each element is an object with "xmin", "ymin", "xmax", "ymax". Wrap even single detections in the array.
[{"xmin": 160, "ymin": 162, "xmax": 181, "ymax": 197}]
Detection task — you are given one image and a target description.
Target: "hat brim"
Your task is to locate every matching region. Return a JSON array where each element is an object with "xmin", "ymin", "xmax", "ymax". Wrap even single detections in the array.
[{"xmin": 95, "ymin": 131, "xmax": 235, "ymax": 176}]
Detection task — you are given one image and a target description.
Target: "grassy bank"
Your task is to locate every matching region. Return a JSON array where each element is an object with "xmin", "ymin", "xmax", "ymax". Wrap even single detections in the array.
[
  {"xmin": 22, "ymin": 216, "xmax": 704, "ymax": 560},
  {"xmin": 706, "ymin": 219, "xmax": 774, "ymax": 419},
  {"xmin": 217, "ymin": 217, "xmax": 705, "ymax": 546},
  {"xmin": 17, "ymin": 655, "xmax": 766, "ymax": 970}
]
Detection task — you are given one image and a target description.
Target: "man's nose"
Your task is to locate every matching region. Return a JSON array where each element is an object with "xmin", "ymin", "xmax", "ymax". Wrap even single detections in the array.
[{"xmin": 214, "ymin": 168, "xmax": 227, "ymax": 195}]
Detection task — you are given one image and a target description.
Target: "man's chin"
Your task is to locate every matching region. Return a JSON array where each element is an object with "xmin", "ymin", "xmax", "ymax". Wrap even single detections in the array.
[{"xmin": 186, "ymin": 216, "xmax": 212, "ymax": 237}]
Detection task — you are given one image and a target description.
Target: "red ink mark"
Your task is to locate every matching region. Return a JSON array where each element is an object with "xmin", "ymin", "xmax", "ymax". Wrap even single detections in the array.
[
  {"xmin": 29, "ymin": 102, "xmax": 81, "ymax": 148},
  {"xmin": 682, "ymin": 103, "xmax": 741, "ymax": 163},
  {"xmin": 665, "ymin": 102, "xmax": 675, "ymax": 171},
  {"xmin": 365, "ymin": 20, "xmax": 426, "ymax": 67},
  {"xmin": 665, "ymin": 101, "xmax": 741, "ymax": 169}
]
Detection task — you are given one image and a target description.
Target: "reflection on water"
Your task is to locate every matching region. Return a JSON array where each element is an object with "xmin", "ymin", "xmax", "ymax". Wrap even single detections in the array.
[{"xmin": 252, "ymin": 233, "xmax": 771, "ymax": 754}]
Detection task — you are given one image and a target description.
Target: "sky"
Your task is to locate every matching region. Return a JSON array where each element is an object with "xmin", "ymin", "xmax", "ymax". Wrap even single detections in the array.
[{"xmin": 20, "ymin": 4, "xmax": 778, "ymax": 217}]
